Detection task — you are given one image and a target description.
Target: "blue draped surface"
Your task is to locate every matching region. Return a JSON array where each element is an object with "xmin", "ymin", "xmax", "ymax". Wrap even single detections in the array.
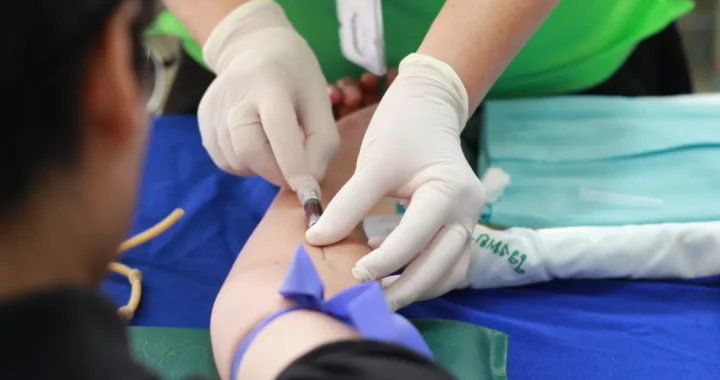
[{"xmin": 104, "ymin": 116, "xmax": 720, "ymax": 380}]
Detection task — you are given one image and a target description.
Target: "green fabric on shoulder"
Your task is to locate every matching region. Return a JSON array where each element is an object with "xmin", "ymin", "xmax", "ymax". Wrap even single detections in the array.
[
  {"xmin": 148, "ymin": 0, "xmax": 692, "ymax": 97},
  {"xmin": 129, "ymin": 319, "xmax": 508, "ymax": 380}
]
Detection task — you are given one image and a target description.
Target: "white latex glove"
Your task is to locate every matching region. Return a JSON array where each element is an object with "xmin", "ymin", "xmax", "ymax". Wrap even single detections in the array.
[
  {"xmin": 306, "ymin": 53, "xmax": 486, "ymax": 310},
  {"xmin": 198, "ymin": 0, "xmax": 339, "ymax": 191},
  {"xmin": 371, "ymin": 236, "xmax": 472, "ymax": 304},
  {"xmin": 379, "ymin": 221, "xmax": 720, "ymax": 301}
]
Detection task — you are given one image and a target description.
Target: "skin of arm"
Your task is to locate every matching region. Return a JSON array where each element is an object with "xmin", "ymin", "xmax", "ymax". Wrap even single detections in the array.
[
  {"xmin": 210, "ymin": 106, "xmax": 379, "ymax": 380},
  {"xmin": 162, "ymin": 0, "xmax": 252, "ymax": 44},
  {"xmin": 418, "ymin": 0, "xmax": 560, "ymax": 110}
]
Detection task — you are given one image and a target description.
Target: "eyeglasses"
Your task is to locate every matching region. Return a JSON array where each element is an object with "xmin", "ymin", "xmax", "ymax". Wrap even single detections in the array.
[{"xmin": 143, "ymin": 43, "xmax": 166, "ymax": 115}]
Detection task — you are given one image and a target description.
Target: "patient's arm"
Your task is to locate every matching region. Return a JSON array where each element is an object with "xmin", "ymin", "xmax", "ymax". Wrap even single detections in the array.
[{"xmin": 210, "ymin": 106, "xmax": 378, "ymax": 380}]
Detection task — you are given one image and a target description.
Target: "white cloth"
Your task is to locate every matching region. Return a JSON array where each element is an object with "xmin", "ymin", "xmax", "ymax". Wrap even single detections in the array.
[
  {"xmin": 465, "ymin": 222, "xmax": 720, "ymax": 289},
  {"xmin": 199, "ymin": 0, "xmax": 338, "ymax": 192},
  {"xmin": 368, "ymin": 217, "xmax": 720, "ymax": 301},
  {"xmin": 307, "ymin": 53, "xmax": 485, "ymax": 311},
  {"xmin": 481, "ymin": 167, "xmax": 511, "ymax": 203}
]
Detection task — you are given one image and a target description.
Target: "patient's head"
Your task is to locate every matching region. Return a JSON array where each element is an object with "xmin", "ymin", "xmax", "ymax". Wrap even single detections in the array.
[{"xmin": 0, "ymin": 0, "xmax": 156, "ymax": 294}]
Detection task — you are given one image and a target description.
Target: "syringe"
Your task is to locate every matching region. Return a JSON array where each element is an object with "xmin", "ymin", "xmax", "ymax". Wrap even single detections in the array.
[{"xmin": 296, "ymin": 185, "xmax": 323, "ymax": 229}]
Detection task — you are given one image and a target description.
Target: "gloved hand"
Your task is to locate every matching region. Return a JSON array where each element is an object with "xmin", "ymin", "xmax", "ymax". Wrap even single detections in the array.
[
  {"xmin": 371, "ymin": 235, "xmax": 472, "ymax": 303},
  {"xmin": 198, "ymin": 0, "xmax": 339, "ymax": 191},
  {"xmin": 306, "ymin": 53, "xmax": 486, "ymax": 310}
]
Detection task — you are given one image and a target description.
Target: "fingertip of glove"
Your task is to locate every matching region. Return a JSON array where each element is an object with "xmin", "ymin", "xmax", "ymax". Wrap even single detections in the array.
[
  {"xmin": 304, "ymin": 228, "xmax": 321, "ymax": 244},
  {"xmin": 379, "ymin": 275, "xmax": 399, "ymax": 288},
  {"xmin": 385, "ymin": 284, "xmax": 416, "ymax": 311},
  {"xmin": 367, "ymin": 236, "xmax": 385, "ymax": 249},
  {"xmin": 387, "ymin": 298, "xmax": 406, "ymax": 312},
  {"xmin": 351, "ymin": 266, "xmax": 373, "ymax": 282},
  {"xmin": 305, "ymin": 224, "xmax": 335, "ymax": 246}
]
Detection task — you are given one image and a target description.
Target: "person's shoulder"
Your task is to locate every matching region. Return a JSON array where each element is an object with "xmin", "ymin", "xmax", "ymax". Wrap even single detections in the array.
[{"xmin": 0, "ymin": 288, "xmax": 160, "ymax": 380}]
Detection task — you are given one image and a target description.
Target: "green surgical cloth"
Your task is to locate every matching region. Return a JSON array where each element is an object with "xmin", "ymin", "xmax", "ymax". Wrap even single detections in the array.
[{"xmin": 129, "ymin": 319, "xmax": 509, "ymax": 380}]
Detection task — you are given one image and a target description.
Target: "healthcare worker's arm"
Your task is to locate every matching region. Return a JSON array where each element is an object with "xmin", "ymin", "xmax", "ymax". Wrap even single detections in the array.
[
  {"xmin": 162, "ymin": 0, "xmax": 338, "ymax": 197},
  {"xmin": 307, "ymin": 0, "xmax": 559, "ymax": 310},
  {"xmin": 420, "ymin": 0, "xmax": 560, "ymax": 109}
]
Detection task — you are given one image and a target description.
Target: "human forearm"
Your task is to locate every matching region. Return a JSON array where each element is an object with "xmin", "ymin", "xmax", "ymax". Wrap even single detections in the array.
[
  {"xmin": 418, "ymin": 0, "xmax": 559, "ymax": 109},
  {"xmin": 210, "ymin": 107, "xmax": 378, "ymax": 380},
  {"xmin": 212, "ymin": 190, "xmax": 368, "ymax": 380},
  {"xmin": 162, "ymin": 0, "xmax": 253, "ymax": 44}
]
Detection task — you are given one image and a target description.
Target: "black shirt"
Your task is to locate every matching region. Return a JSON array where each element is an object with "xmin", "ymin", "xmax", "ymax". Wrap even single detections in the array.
[
  {"xmin": 0, "ymin": 288, "xmax": 158, "ymax": 379},
  {"xmin": 0, "ymin": 288, "xmax": 455, "ymax": 380}
]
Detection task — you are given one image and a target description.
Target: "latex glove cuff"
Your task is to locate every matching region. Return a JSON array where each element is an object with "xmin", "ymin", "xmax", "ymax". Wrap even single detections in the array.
[
  {"xmin": 398, "ymin": 53, "xmax": 471, "ymax": 131},
  {"xmin": 203, "ymin": 0, "xmax": 293, "ymax": 73}
]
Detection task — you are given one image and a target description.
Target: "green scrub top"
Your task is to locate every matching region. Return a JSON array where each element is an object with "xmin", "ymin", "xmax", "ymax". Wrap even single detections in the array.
[{"xmin": 150, "ymin": 0, "xmax": 693, "ymax": 98}]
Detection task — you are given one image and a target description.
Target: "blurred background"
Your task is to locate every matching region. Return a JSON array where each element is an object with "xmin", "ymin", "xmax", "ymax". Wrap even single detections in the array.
[
  {"xmin": 147, "ymin": 0, "xmax": 719, "ymax": 113},
  {"xmin": 676, "ymin": 0, "xmax": 719, "ymax": 92}
]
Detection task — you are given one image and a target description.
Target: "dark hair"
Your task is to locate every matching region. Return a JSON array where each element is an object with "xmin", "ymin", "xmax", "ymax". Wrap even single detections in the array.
[{"xmin": 3, "ymin": 0, "xmax": 156, "ymax": 219}]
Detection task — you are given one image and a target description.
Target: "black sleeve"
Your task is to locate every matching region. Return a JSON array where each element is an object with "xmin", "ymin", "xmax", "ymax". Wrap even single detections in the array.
[{"xmin": 277, "ymin": 340, "xmax": 456, "ymax": 380}]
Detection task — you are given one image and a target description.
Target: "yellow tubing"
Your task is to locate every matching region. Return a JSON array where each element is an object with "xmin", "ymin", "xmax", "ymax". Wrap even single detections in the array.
[
  {"xmin": 117, "ymin": 209, "xmax": 185, "ymax": 253},
  {"xmin": 112, "ymin": 208, "xmax": 184, "ymax": 319}
]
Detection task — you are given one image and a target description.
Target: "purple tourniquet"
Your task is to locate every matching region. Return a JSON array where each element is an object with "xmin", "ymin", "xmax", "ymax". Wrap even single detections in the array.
[{"xmin": 230, "ymin": 244, "xmax": 432, "ymax": 380}]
